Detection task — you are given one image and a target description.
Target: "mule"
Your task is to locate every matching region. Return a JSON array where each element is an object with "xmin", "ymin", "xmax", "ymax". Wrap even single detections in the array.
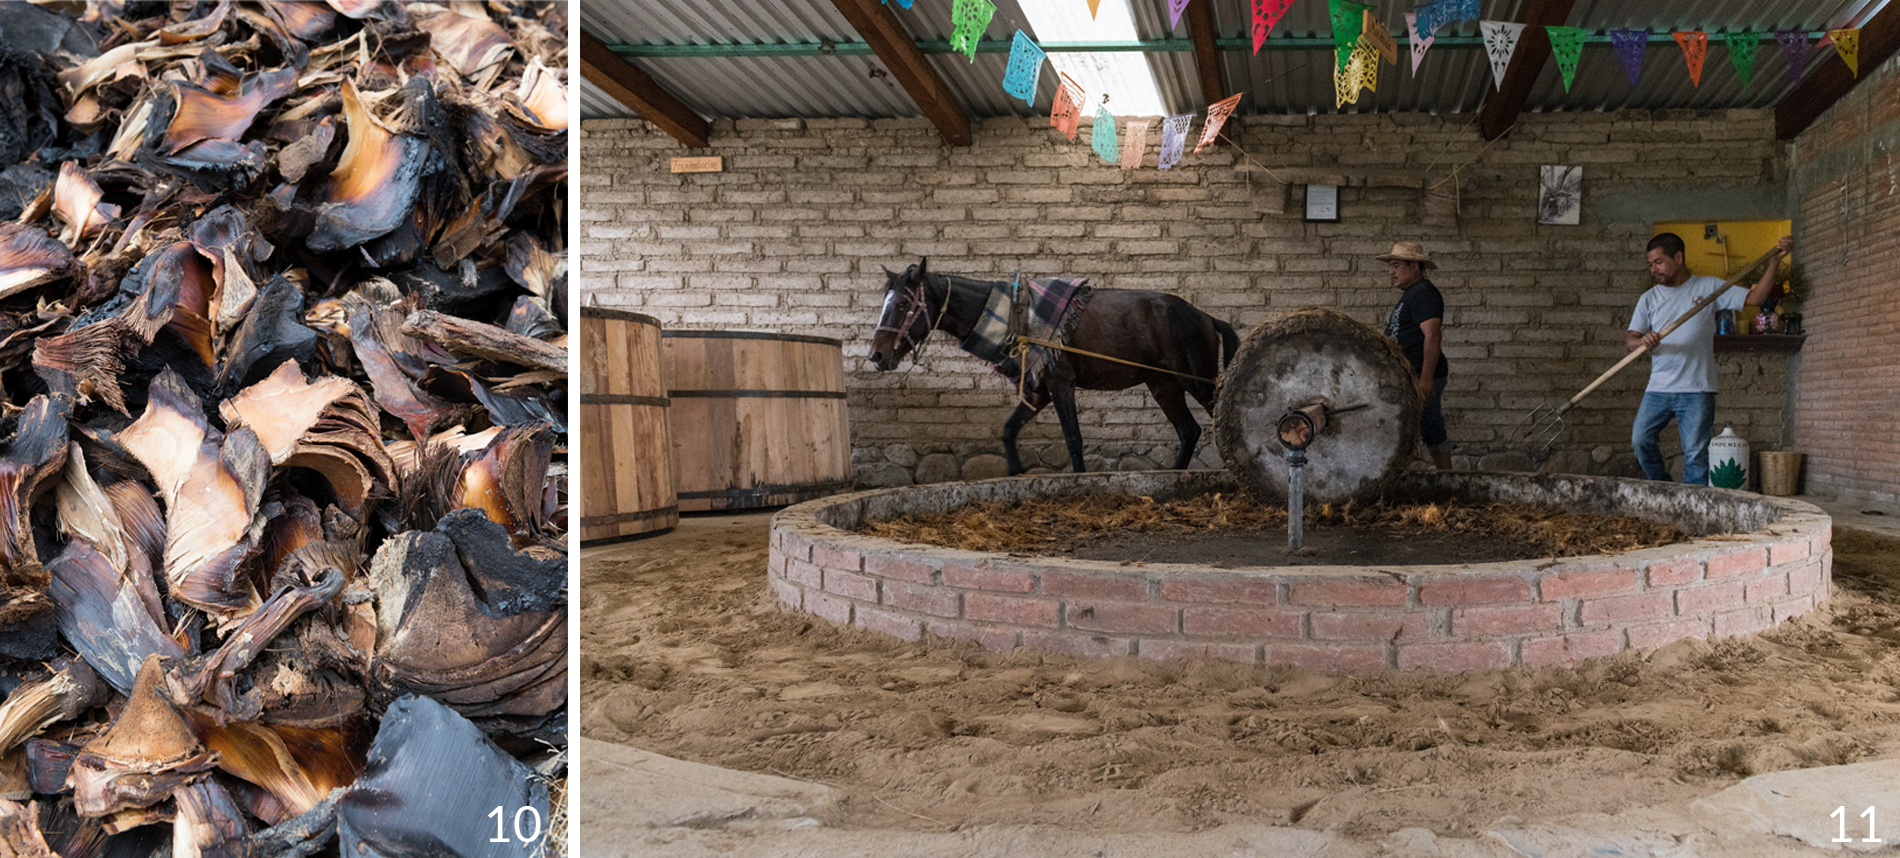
[{"xmin": 868, "ymin": 259, "xmax": 1239, "ymax": 475}]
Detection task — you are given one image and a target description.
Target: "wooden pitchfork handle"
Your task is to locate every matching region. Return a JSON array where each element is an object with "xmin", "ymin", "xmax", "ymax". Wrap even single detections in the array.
[{"xmin": 1557, "ymin": 246, "xmax": 1781, "ymax": 414}]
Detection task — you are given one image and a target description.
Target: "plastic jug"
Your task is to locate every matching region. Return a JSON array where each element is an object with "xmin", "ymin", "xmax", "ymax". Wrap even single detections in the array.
[{"xmin": 1708, "ymin": 426, "xmax": 1749, "ymax": 489}]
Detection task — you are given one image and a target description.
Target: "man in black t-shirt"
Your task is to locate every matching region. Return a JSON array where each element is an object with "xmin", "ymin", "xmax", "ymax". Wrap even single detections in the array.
[{"xmin": 1376, "ymin": 241, "xmax": 1451, "ymax": 470}]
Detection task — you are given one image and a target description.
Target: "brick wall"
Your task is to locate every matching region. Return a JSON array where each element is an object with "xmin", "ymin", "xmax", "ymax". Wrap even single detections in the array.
[
  {"xmin": 581, "ymin": 108, "xmax": 1792, "ymax": 487},
  {"xmin": 1789, "ymin": 52, "xmax": 1900, "ymax": 506}
]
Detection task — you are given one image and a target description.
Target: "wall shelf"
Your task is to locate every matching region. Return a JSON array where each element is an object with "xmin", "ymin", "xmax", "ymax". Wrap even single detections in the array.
[{"xmin": 1715, "ymin": 334, "xmax": 1806, "ymax": 353}]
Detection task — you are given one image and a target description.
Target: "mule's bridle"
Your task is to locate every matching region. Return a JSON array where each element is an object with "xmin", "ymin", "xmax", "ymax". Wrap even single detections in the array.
[{"xmin": 876, "ymin": 274, "xmax": 953, "ymax": 365}]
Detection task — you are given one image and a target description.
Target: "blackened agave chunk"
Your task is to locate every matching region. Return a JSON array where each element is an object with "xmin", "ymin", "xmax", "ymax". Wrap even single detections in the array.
[
  {"xmin": 0, "ymin": 224, "xmax": 75, "ymax": 300},
  {"xmin": 306, "ymin": 79, "xmax": 433, "ymax": 253},
  {"xmin": 337, "ymin": 695, "xmax": 548, "ymax": 858},
  {"xmin": 170, "ymin": 779, "xmax": 249, "ymax": 858},
  {"xmin": 368, "ymin": 510, "xmax": 563, "ymax": 720},
  {"xmin": 0, "ymin": 659, "xmax": 107, "ymax": 763}
]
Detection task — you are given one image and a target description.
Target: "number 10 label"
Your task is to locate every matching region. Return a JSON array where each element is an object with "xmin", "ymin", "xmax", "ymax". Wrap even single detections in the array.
[{"xmin": 1833, "ymin": 806, "xmax": 1881, "ymax": 843}]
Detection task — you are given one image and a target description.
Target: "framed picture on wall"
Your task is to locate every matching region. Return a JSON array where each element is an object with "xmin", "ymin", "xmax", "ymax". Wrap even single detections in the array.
[
  {"xmin": 1538, "ymin": 165, "xmax": 1582, "ymax": 225},
  {"xmin": 1304, "ymin": 184, "xmax": 1339, "ymax": 222}
]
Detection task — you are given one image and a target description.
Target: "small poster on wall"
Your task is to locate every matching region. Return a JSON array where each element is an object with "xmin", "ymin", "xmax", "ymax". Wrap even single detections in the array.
[{"xmin": 1538, "ymin": 165, "xmax": 1582, "ymax": 225}]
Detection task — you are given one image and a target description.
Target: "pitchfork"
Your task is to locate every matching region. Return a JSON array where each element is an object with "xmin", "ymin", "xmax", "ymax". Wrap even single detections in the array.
[{"xmin": 1519, "ymin": 247, "xmax": 1782, "ymax": 454}]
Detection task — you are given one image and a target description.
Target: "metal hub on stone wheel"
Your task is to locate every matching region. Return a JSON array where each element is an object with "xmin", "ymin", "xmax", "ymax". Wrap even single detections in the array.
[{"xmin": 1213, "ymin": 308, "xmax": 1422, "ymax": 506}]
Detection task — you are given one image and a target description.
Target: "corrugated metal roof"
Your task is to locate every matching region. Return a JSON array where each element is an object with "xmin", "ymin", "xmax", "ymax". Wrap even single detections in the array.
[{"xmin": 582, "ymin": 0, "xmax": 1889, "ymax": 121}]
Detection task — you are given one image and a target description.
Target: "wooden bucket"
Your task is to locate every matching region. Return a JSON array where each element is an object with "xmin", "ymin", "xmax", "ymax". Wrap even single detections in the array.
[
  {"xmin": 661, "ymin": 330, "xmax": 852, "ymax": 512},
  {"xmin": 579, "ymin": 309, "xmax": 677, "ymax": 540}
]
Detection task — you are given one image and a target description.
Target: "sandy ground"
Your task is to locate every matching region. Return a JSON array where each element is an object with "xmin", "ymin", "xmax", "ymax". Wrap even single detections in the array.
[{"xmin": 581, "ymin": 513, "xmax": 1900, "ymax": 846}]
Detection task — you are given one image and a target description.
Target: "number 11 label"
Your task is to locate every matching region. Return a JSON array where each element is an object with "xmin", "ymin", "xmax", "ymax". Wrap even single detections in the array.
[{"xmin": 1833, "ymin": 806, "xmax": 1881, "ymax": 843}]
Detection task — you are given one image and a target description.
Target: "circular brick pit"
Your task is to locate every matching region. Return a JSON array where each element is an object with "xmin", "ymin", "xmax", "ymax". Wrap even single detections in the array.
[{"xmin": 768, "ymin": 471, "xmax": 1833, "ymax": 671}]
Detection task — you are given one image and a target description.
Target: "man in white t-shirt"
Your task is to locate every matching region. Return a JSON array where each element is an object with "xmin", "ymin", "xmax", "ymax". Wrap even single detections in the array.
[{"xmin": 1626, "ymin": 232, "xmax": 1791, "ymax": 484}]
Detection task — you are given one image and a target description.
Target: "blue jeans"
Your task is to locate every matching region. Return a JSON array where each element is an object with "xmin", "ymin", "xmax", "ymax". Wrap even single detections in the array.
[{"xmin": 1632, "ymin": 392, "xmax": 1716, "ymax": 484}]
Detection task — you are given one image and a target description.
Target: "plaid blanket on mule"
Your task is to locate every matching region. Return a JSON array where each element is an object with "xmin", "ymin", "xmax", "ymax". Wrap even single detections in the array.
[{"xmin": 958, "ymin": 275, "xmax": 1092, "ymax": 398}]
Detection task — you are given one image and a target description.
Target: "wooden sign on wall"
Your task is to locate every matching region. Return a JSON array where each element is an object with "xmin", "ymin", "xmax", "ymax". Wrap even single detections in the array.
[{"xmin": 670, "ymin": 156, "xmax": 724, "ymax": 173}]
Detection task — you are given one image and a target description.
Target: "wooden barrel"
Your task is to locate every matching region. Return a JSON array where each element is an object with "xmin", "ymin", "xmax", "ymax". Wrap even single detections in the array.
[
  {"xmin": 579, "ymin": 309, "xmax": 677, "ymax": 541},
  {"xmin": 661, "ymin": 330, "xmax": 852, "ymax": 512}
]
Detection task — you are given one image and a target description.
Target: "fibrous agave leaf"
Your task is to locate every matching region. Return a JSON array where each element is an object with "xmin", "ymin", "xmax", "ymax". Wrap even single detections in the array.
[
  {"xmin": 368, "ymin": 509, "xmax": 564, "ymax": 720},
  {"xmin": 342, "ymin": 288, "xmax": 453, "ymax": 443},
  {"xmin": 187, "ymin": 716, "xmax": 357, "ymax": 825},
  {"xmin": 161, "ymin": 67, "xmax": 296, "ymax": 155},
  {"xmin": 0, "ymin": 798, "xmax": 57, "ymax": 858},
  {"xmin": 55, "ymin": 39, "xmax": 156, "ymax": 101},
  {"xmin": 184, "ymin": 566, "xmax": 343, "ymax": 719},
  {"xmin": 262, "ymin": 1, "xmax": 339, "ymax": 40},
  {"xmin": 52, "ymin": 163, "xmax": 119, "ymax": 249},
  {"xmin": 513, "ymin": 58, "xmax": 566, "ymax": 132},
  {"xmin": 336, "ymin": 694, "xmax": 548, "ymax": 858},
  {"xmin": 169, "ymin": 780, "xmax": 248, "ymax": 858},
  {"xmin": 220, "ymin": 360, "xmax": 353, "ymax": 465},
  {"xmin": 414, "ymin": 11, "xmax": 513, "ymax": 78},
  {"xmin": 456, "ymin": 423, "xmax": 555, "ymax": 539},
  {"xmin": 0, "ymin": 396, "xmax": 71, "ymax": 588},
  {"xmin": 156, "ymin": 0, "xmax": 231, "ymax": 44},
  {"xmin": 0, "ymin": 223, "xmax": 75, "ymax": 300},
  {"xmin": 55, "ymin": 445, "xmax": 131, "ymax": 573},
  {"xmin": 0, "ymin": 659, "xmax": 108, "ymax": 758},
  {"xmin": 68, "ymin": 656, "xmax": 218, "ymax": 818},
  {"xmin": 117, "ymin": 369, "xmax": 266, "ymax": 617},
  {"xmin": 46, "ymin": 539, "xmax": 188, "ymax": 697}
]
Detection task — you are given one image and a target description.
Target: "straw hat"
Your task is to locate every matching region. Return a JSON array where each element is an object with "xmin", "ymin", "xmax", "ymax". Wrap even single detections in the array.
[{"xmin": 1375, "ymin": 241, "xmax": 1436, "ymax": 270}]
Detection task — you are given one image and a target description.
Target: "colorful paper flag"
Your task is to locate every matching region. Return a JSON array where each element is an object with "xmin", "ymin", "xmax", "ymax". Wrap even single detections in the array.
[
  {"xmin": 1777, "ymin": 30, "xmax": 1809, "ymax": 83},
  {"xmin": 1725, "ymin": 31, "xmax": 1761, "ymax": 89},
  {"xmin": 1546, "ymin": 25, "xmax": 1588, "ymax": 92},
  {"xmin": 1158, "ymin": 113, "xmax": 1192, "ymax": 169},
  {"xmin": 1418, "ymin": 0, "xmax": 1476, "ymax": 37},
  {"xmin": 1480, "ymin": 20, "xmax": 1525, "ymax": 90},
  {"xmin": 1335, "ymin": 42, "xmax": 1377, "ymax": 107},
  {"xmin": 1330, "ymin": 0, "xmax": 1372, "ymax": 69},
  {"xmin": 950, "ymin": 0, "xmax": 994, "ymax": 63},
  {"xmin": 1197, "ymin": 92, "xmax": 1242, "ymax": 154},
  {"xmin": 1610, "ymin": 29, "xmax": 1646, "ymax": 87},
  {"xmin": 1088, "ymin": 0, "xmax": 1101, "ymax": 18},
  {"xmin": 1169, "ymin": 0, "xmax": 1191, "ymax": 30},
  {"xmin": 1253, "ymin": 0, "xmax": 1295, "ymax": 55},
  {"xmin": 1092, "ymin": 106, "xmax": 1120, "ymax": 164},
  {"xmin": 1674, "ymin": 31, "xmax": 1707, "ymax": 86},
  {"xmin": 1003, "ymin": 30, "xmax": 1045, "ymax": 105},
  {"xmin": 1120, "ymin": 120, "xmax": 1149, "ymax": 170},
  {"xmin": 1406, "ymin": 12, "xmax": 1434, "ymax": 75},
  {"xmin": 881, "ymin": 0, "xmax": 914, "ymax": 8},
  {"xmin": 1051, "ymin": 74, "xmax": 1084, "ymax": 140},
  {"xmin": 1830, "ymin": 28, "xmax": 1860, "ymax": 77},
  {"xmin": 1414, "ymin": 0, "xmax": 1446, "ymax": 39},
  {"xmin": 1363, "ymin": 10, "xmax": 1397, "ymax": 65}
]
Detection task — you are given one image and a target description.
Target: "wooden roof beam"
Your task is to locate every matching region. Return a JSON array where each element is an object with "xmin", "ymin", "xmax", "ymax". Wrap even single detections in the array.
[
  {"xmin": 1476, "ymin": 0, "xmax": 1578, "ymax": 141},
  {"xmin": 830, "ymin": 0, "xmax": 973, "ymax": 146},
  {"xmin": 1777, "ymin": 2, "xmax": 1900, "ymax": 140},
  {"xmin": 1185, "ymin": 0, "xmax": 1228, "ymax": 107},
  {"xmin": 580, "ymin": 31, "xmax": 710, "ymax": 148}
]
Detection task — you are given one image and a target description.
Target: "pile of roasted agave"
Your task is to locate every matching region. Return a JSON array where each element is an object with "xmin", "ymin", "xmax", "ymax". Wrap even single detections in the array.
[{"xmin": 0, "ymin": 1, "xmax": 568, "ymax": 855}]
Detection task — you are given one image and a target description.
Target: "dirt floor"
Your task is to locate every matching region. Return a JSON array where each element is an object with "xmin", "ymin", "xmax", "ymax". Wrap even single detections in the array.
[
  {"xmin": 581, "ymin": 515, "xmax": 1900, "ymax": 841},
  {"xmin": 863, "ymin": 493, "xmax": 1687, "ymax": 567}
]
